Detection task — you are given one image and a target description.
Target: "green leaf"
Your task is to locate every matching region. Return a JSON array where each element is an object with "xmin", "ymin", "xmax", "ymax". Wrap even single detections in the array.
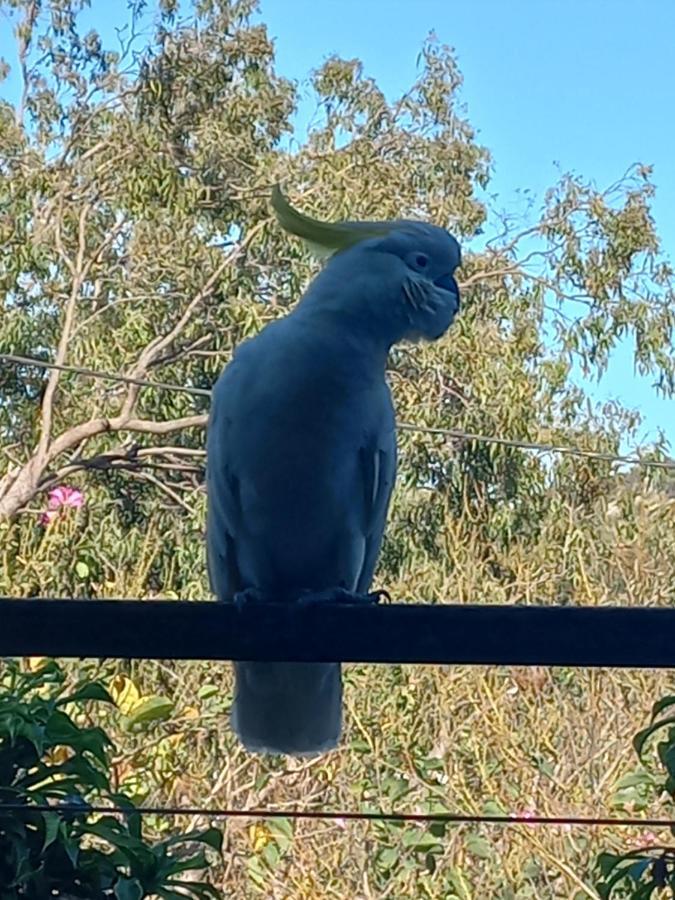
[
  {"xmin": 522, "ymin": 857, "xmax": 541, "ymax": 879},
  {"xmin": 262, "ymin": 841, "xmax": 280, "ymax": 867},
  {"xmin": 63, "ymin": 833, "xmax": 79, "ymax": 868},
  {"xmin": 160, "ymin": 887, "xmax": 221, "ymax": 900},
  {"xmin": 44, "ymin": 709, "xmax": 83, "ymax": 743},
  {"xmin": 634, "ymin": 717, "xmax": 675, "ymax": 757},
  {"xmin": 429, "ymin": 820, "xmax": 447, "ymax": 839},
  {"xmin": 42, "ymin": 811, "xmax": 61, "ymax": 851},
  {"xmin": 597, "ymin": 855, "xmax": 645, "ymax": 898},
  {"xmin": 59, "ymin": 681, "xmax": 115, "ymax": 706},
  {"xmin": 159, "ymin": 892, "xmax": 205, "ymax": 900},
  {"xmin": 196, "ymin": 826, "xmax": 224, "ymax": 854},
  {"xmin": 114, "ymin": 878, "xmax": 143, "ymax": 900},
  {"xmin": 401, "ymin": 827, "xmax": 442, "ymax": 852},
  {"xmin": 481, "ymin": 799, "xmax": 506, "ymax": 816},
  {"xmin": 109, "ymin": 793, "xmax": 142, "ymax": 839},
  {"xmin": 85, "ymin": 818, "xmax": 155, "ymax": 863},
  {"xmin": 614, "ymin": 772, "xmax": 653, "ymax": 789},
  {"xmin": 176, "ymin": 885, "xmax": 221, "ymax": 900},
  {"xmin": 651, "ymin": 696, "xmax": 675, "ymax": 720},
  {"xmin": 267, "ymin": 817, "xmax": 292, "ymax": 851},
  {"xmin": 161, "ymin": 851, "xmax": 210, "ymax": 878},
  {"xmin": 58, "ymin": 755, "xmax": 110, "ymax": 792},
  {"xmin": 627, "ymin": 858, "xmax": 653, "ymax": 880},
  {"xmin": 246, "ymin": 855, "xmax": 267, "ymax": 889},
  {"xmin": 447, "ymin": 867, "xmax": 472, "ymax": 900},
  {"xmin": 465, "ymin": 832, "xmax": 493, "ymax": 860},
  {"xmin": 633, "ymin": 881, "xmax": 659, "ymax": 900},
  {"xmin": 75, "ymin": 561, "xmax": 90, "ymax": 579},
  {"xmin": 377, "ymin": 846, "xmax": 399, "ymax": 870},
  {"xmin": 197, "ymin": 684, "xmax": 219, "ymax": 700},
  {"xmin": 597, "ymin": 852, "xmax": 625, "ymax": 879},
  {"xmin": 126, "ymin": 696, "xmax": 174, "ymax": 728},
  {"xmin": 657, "ymin": 739, "xmax": 675, "ymax": 782}
]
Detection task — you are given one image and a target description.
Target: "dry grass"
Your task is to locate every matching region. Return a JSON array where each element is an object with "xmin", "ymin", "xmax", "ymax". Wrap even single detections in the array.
[{"xmin": 74, "ymin": 659, "xmax": 669, "ymax": 898}]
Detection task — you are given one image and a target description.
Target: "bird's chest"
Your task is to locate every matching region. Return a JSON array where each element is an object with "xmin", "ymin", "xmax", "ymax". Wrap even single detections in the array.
[
  {"xmin": 257, "ymin": 364, "xmax": 389, "ymax": 441},
  {"xmin": 236, "ymin": 373, "xmax": 391, "ymax": 507}
]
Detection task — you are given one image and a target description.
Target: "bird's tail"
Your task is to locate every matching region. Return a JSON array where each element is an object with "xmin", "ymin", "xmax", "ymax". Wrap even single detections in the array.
[{"xmin": 231, "ymin": 661, "xmax": 342, "ymax": 756}]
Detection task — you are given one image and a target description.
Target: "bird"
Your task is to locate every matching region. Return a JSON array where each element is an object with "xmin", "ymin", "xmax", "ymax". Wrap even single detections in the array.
[{"xmin": 206, "ymin": 186, "xmax": 462, "ymax": 756}]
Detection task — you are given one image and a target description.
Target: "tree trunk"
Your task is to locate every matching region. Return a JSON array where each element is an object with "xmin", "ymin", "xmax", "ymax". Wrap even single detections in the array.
[{"xmin": 0, "ymin": 456, "xmax": 45, "ymax": 520}]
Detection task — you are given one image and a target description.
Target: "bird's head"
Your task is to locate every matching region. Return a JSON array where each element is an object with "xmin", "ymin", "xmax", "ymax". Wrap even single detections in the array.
[{"xmin": 272, "ymin": 185, "xmax": 462, "ymax": 347}]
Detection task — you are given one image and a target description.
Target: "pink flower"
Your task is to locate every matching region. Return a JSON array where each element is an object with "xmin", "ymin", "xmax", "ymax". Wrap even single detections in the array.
[
  {"xmin": 627, "ymin": 831, "xmax": 659, "ymax": 848},
  {"xmin": 48, "ymin": 486, "xmax": 84, "ymax": 510},
  {"xmin": 40, "ymin": 485, "xmax": 84, "ymax": 525}
]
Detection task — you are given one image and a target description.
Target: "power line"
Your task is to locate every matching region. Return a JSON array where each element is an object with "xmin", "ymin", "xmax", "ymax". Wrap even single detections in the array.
[
  {"xmin": 398, "ymin": 424, "xmax": 675, "ymax": 471},
  {"xmin": 1, "ymin": 801, "xmax": 674, "ymax": 830},
  {"xmin": 2, "ymin": 352, "xmax": 673, "ymax": 471},
  {"xmin": 0, "ymin": 352, "xmax": 211, "ymax": 398}
]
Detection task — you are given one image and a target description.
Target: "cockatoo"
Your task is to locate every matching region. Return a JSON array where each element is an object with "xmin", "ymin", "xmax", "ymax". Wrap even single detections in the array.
[{"xmin": 206, "ymin": 186, "xmax": 461, "ymax": 755}]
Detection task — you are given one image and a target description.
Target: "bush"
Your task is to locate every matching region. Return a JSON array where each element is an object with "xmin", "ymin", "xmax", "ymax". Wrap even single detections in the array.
[
  {"xmin": 596, "ymin": 696, "xmax": 675, "ymax": 898},
  {"xmin": 0, "ymin": 659, "xmax": 222, "ymax": 900}
]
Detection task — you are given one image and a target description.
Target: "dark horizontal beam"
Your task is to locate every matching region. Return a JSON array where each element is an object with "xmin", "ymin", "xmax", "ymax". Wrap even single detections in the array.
[{"xmin": 1, "ymin": 598, "xmax": 675, "ymax": 668}]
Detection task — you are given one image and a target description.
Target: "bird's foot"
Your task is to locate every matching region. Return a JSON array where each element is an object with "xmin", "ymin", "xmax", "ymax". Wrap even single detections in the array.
[
  {"xmin": 233, "ymin": 588, "xmax": 280, "ymax": 610},
  {"xmin": 298, "ymin": 587, "xmax": 390, "ymax": 607}
]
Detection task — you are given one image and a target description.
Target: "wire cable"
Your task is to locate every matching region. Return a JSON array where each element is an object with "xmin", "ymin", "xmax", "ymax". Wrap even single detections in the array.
[
  {"xmin": 2, "ymin": 351, "xmax": 673, "ymax": 471},
  {"xmin": 1, "ymin": 802, "xmax": 674, "ymax": 829},
  {"xmin": 398, "ymin": 423, "xmax": 675, "ymax": 470},
  {"xmin": 0, "ymin": 352, "xmax": 211, "ymax": 398}
]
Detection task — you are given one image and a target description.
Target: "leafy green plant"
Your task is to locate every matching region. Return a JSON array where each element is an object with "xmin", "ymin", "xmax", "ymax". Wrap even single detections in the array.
[
  {"xmin": 596, "ymin": 696, "xmax": 675, "ymax": 898},
  {"xmin": 0, "ymin": 659, "xmax": 222, "ymax": 899}
]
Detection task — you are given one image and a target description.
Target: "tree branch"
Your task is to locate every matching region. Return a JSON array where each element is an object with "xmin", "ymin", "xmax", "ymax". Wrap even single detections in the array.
[
  {"xmin": 124, "ymin": 469, "xmax": 198, "ymax": 513},
  {"xmin": 118, "ymin": 219, "xmax": 266, "ymax": 421},
  {"xmin": 38, "ymin": 202, "xmax": 91, "ymax": 458},
  {"xmin": 39, "ymin": 444, "xmax": 206, "ymax": 494},
  {"xmin": 0, "ymin": 412, "xmax": 208, "ymax": 520},
  {"xmin": 46, "ymin": 414, "xmax": 208, "ymax": 465}
]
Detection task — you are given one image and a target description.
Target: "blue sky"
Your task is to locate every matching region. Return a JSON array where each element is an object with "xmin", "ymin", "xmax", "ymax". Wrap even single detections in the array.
[
  {"xmin": 1, "ymin": 0, "xmax": 673, "ymax": 447},
  {"xmin": 259, "ymin": 0, "xmax": 675, "ymax": 449}
]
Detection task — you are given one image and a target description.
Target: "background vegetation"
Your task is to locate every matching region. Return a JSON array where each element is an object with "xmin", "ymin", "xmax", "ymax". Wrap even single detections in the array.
[{"xmin": 1, "ymin": 1, "xmax": 674, "ymax": 896}]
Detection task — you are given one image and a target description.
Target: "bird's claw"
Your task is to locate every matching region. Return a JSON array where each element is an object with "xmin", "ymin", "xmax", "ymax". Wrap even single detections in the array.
[
  {"xmin": 298, "ymin": 588, "xmax": 390, "ymax": 607},
  {"xmin": 233, "ymin": 587, "xmax": 392, "ymax": 609},
  {"xmin": 233, "ymin": 588, "xmax": 277, "ymax": 610}
]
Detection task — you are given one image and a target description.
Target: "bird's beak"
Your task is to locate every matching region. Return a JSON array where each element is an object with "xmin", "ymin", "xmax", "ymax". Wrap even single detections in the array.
[{"xmin": 434, "ymin": 273, "xmax": 460, "ymax": 313}]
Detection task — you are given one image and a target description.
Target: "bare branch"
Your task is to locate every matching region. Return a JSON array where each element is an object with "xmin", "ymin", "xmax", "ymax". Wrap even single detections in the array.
[
  {"xmin": 46, "ymin": 414, "xmax": 208, "ymax": 465},
  {"xmin": 148, "ymin": 334, "xmax": 215, "ymax": 370},
  {"xmin": 0, "ymin": 411, "xmax": 207, "ymax": 519},
  {"xmin": 118, "ymin": 219, "xmax": 267, "ymax": 420},
  {"xmin": 134, "ymin": 446, "xmax": 206, "ymax": 459},
  {"xmin": 124, "ymin": 469, "xmax": 198, "ymax": 513},
  {"xmin": 39, "ymin": 443, "xmax": 205, "ymax": 492},
  {"xmin": 108, "ymin": 414, "xmax": 208, "ymax": 438},
  {"xmin": 38, "ymin": 203, "xmax": 92, "ymax": 458}
]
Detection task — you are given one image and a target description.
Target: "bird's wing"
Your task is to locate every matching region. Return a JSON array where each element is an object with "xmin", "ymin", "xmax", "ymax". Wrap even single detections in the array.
[
  {"xmin": 355, "ymin": 425, "xmax": 397, "ymax": 593},
  {"xmin": 205, "ymin": 370, "xmax": 245, "ymax": 602}
]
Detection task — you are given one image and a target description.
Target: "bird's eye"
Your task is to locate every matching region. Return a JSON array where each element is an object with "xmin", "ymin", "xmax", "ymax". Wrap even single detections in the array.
[{"xmin": 412, "ymin": 253, "xmax": 429, "ymax": 270}]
